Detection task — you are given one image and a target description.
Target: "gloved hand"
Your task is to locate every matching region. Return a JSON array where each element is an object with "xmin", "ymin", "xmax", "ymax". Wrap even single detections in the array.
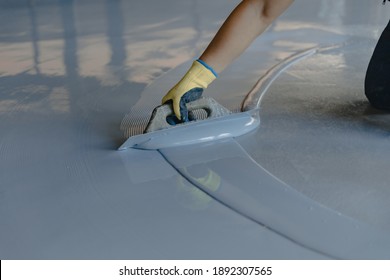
[{"xmin": 162, "ymin": 59, "xmax": 217, "ymax": 123}]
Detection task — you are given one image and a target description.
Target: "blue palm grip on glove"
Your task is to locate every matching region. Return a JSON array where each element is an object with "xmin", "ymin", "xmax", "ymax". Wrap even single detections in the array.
[{"xmin": 166, "ymin": 88, "xmax": 203, "ymax": 125}]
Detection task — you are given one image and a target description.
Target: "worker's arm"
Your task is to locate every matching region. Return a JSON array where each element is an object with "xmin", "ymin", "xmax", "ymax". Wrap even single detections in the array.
[
  {"xmin": 162, "ymin": 0, "xmax": 294, "ymax": 122},
  {"xmin": 200, "ymin": 0, "xmax": 294, "ymax": 72}
]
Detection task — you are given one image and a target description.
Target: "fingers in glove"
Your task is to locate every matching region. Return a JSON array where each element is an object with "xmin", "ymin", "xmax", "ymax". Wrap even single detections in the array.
[{"xmin": 179, "ymin": 88, "xmax": 203, "ymax": 122}]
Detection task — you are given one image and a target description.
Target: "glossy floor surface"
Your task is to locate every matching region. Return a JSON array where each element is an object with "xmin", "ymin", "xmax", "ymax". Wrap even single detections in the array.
[{"xmin": 1, "ymin": 0, "xmax": 390, "ymax": 259}]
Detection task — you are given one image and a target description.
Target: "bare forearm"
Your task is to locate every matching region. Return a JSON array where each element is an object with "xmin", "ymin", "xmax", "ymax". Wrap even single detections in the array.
[{"xmin": 200, "ymin": 0, "xmax": 294, "ymax": 73}]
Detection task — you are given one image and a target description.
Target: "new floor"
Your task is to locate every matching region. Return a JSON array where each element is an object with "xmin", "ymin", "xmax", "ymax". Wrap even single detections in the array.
[{"xmin": 1, "ymin": 0, "xmax": 390, "ymax": 259}]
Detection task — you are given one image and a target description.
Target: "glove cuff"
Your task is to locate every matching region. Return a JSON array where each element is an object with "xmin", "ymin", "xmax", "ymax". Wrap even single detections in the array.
[
  {"xmin": 188, "ymin": 60, "xmax": 217, "ymax": 89},
  {"xmin": 196, "ymin": 59, "xmax": 219, "ymax": 78}
]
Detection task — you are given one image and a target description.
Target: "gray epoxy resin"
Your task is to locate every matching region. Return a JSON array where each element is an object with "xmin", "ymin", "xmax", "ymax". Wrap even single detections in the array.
[
  {"xmin": 160, "ymin": 140, "xmax": 390, "ymax": 259},
  {"xmin": 122, "ymin": 44, "xmax": 390, "ymax": 258},
  {"xmin": 1, "ymin": 0, "xmax": 390, "ymax": 259}
]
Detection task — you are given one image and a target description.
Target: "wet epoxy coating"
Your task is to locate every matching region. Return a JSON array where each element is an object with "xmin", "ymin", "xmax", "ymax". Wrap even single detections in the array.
[{"xmin": 1, "ymin": 0, "xmax": 390, "ymax": 259}]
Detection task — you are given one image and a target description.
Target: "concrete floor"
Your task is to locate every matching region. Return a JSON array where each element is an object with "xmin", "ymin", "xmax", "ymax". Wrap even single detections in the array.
[{"xmin": 1, "ymin": 0, "xmax": 390, "ymax": 259}]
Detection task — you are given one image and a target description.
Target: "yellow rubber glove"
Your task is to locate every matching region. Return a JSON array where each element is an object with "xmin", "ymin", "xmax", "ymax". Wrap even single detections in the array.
[{"xmin": 161, "ymin": 60, "xmax": 217, "ymax": 122}]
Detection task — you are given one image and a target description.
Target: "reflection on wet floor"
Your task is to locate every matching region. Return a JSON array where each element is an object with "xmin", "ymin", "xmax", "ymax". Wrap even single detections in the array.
[{"xmin": 239, "ymin": 41, "xmax": 390, "ymax": 232}]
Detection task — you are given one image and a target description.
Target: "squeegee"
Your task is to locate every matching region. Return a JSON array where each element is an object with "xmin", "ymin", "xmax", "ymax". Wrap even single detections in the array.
[{"xmin": 118, "ymin": 97, "xmax": 260, "ymax": 151}]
